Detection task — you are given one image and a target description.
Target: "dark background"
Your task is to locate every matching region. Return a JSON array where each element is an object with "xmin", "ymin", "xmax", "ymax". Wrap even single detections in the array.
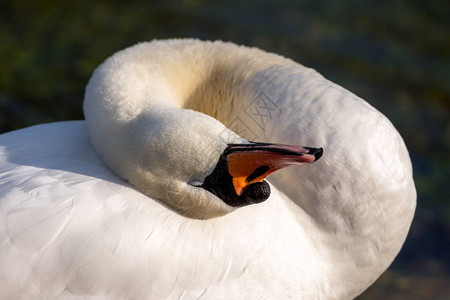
[{"xmin": 1, "ymin": 1, "xmax": 449, "ymax": 298}]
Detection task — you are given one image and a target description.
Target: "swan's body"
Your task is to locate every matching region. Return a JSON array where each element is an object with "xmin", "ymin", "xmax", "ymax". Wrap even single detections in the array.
[{"xmin": 0, "ymin": 39, "xmax": 415, "ymax": 299}]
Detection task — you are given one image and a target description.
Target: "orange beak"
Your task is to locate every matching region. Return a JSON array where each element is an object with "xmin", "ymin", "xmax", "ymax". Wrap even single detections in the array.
[{"xmin": 225, "ymin": 143, "xmax": 323, "ymax": 196}]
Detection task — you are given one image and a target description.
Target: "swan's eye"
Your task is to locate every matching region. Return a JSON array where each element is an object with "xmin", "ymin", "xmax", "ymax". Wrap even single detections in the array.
[{"xmin": 189, "ymin": 179, "xmax": 203, "ymax": 187}]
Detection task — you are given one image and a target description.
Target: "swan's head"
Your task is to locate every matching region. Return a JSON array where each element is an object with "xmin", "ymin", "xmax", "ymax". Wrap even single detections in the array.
[
  {"xmin": 201, "ymin": 143, "xmax": 322, "ymax": 208},
  {"xmin": 119, "ymin": 106, "xmax": 322, "ymax": 219}
]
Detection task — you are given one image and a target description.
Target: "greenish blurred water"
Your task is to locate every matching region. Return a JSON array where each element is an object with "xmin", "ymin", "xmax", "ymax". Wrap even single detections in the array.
[{"xmin": 1, "ymin": 0, "xmax": 449, "ymax": 298}]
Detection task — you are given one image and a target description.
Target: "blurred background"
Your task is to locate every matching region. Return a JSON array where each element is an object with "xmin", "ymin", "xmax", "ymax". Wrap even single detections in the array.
[{"xmin": 0, "ymin": 0, "xmax": 448, "ymax": 298}]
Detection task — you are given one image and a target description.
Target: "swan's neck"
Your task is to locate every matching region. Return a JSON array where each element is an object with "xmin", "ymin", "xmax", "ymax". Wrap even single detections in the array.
[
  {"xmin": 169, "ymin": 42, "xmax": 416, "ymax": 294},
  {"xmin": 85, "ymin": 40, "xmax": 416, "ymax": 297}
]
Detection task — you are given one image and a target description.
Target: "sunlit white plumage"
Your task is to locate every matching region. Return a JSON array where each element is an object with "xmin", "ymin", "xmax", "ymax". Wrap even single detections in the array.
[{"xmin": 0, "ymin": 39, "xmax": 416, "ymax": 299}]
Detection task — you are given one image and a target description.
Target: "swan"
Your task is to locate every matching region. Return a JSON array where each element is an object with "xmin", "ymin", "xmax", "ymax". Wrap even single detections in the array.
[{"xmin": 0, "ymin": 39, "xmax": 416, "ymax": 299}]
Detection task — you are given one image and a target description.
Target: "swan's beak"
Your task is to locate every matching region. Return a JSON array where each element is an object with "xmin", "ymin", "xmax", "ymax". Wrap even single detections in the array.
[{"xmin": 226, "ymin": 143, "xmax": 323, "ymax": 196}]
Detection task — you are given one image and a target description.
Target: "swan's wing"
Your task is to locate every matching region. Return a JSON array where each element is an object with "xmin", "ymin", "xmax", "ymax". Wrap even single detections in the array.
[
  {"xmin": 0, "ymin": 122, "xmax": 268, "ymax": 299},
  {"xmin": 0, "ymin": 122, "xmax": 170, "ymax": 299}
]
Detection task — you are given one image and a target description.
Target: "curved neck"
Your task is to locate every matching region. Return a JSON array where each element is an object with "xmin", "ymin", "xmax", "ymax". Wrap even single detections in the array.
[
  {"xmin": 168, "ymin": 42, "xmax": 416, "ymax": 294},
  {"xmin": 85, "ymin": 40, "xmax": 416, "ymax": 297}
]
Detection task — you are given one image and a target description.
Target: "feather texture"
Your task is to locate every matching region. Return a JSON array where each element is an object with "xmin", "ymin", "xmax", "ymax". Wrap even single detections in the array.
[{"xmin": 0, "ymin": 39, "xmax": 416, "ymax": 299}]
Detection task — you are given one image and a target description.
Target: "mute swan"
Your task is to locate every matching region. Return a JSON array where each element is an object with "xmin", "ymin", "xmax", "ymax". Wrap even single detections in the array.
[{"xmin": 0, "ymin": 39, "xmax": 415, "ymax": 299}]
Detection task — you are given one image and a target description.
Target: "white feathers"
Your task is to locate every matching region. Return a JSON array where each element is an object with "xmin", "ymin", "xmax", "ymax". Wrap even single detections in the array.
[{"xmin": 0, "ymin": 39, "xmax": 416, "ymax": 299}]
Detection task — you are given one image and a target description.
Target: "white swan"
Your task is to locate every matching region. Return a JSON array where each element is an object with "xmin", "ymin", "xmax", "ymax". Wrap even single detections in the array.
[{"xmin": 0, "ymin": 39, "xmax": 416, "ymax": 299}]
